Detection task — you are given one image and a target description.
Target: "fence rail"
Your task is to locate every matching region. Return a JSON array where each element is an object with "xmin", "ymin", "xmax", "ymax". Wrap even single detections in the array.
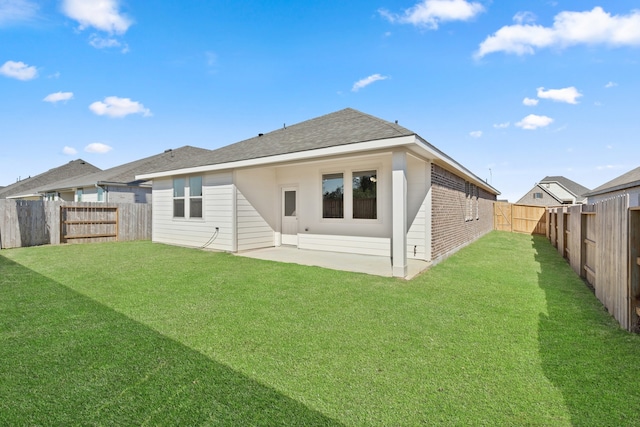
[{"xmin": 0, "ymin": 200, "xmax": 151, "ymax": 249}]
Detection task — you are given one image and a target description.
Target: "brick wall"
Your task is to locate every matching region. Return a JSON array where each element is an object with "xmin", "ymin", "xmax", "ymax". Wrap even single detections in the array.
[{"xmin": 431, "ymin": 164, "xmax": 496, "ymax": 262}]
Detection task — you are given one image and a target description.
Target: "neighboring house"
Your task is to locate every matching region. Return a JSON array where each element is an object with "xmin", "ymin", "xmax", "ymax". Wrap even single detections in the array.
[
  {"xmin": 517, "ymin": 176, "xmax": 590, "ymax": 206},
  {"xmin": 0, "ymin": 159, "xmax": 101, "ymax": 200},
  {"xmin": 586, "ymin": 166, "xmax": 640, "ymax": 207},
  {"xmin": 137, "ymin": 108, "xmax": 500, "ymax": 278},
  {"xmin": 37, "ymin": 146, "xmax": 212, "ymax": 203}
]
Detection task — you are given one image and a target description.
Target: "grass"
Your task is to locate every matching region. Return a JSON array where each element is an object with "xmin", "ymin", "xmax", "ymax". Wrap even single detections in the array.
[{"xmin": 1, "ymin": 231, "xmax": 639, "ymax": 426}]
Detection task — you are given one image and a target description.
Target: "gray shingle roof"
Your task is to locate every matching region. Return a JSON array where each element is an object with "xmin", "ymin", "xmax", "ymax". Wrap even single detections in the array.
[
  {"xmin": 150, "ymin": 108, "xmax": 415, "ymax": 174},
  {"xmin": 0, "ymin": 159, "xmax": 101, "ymax": 199},
  {"xmin": 136, "ymin": 107, "xmax": 499, "ymax": 195},
  {"xmin": 586, "ymin": 166, "xmax": 640, "ymax": 196},
  {"xmin": 540, "ymin": 176, "xmax": 591, "ymax": 198},
  {"xmin": 39, "ymin": 146, "xmax": 212, "ymax": 192}
]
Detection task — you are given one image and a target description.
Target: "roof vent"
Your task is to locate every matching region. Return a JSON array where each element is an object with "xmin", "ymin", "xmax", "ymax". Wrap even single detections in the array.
[
  {"xmin": 258, "ymin": 133, "xmax": 263, "ymax": 137},
  {"xmin": 395, "ymin": 120, "xmax": 398, "ymax": 124}
]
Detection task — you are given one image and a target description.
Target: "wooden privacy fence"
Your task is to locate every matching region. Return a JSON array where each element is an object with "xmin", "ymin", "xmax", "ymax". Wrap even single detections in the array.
[
  {"xmin": 0, "ymin": 200, "xmax": 151, "ymax": 249},
  {"xmin": 494, "ymin": 202, "xmax": 547, "ymax": 235},
  {"xmin": 548, "ymin": 195, "xmax": 640, "ymax": 332},
  {"xmin": 61, "ymin": 205, "xmax": 119, "ymax": 244}
]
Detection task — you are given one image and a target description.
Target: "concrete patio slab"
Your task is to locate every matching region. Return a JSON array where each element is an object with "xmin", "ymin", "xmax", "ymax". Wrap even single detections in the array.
[{"xmin": 234, "ymin": 246, "xmax": 430, "ymax": 279}]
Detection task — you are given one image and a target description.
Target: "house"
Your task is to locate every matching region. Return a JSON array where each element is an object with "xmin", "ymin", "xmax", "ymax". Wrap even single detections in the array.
[
  {"xmin": 37, "ymin": 146, "xmax": 212, "ymax": 203},
  {"xmin": 0, "ymin": 159, "xmax": 101, "ymax": 200},
  {"xmin": 137, "ymin": 108, "xmax": 500, "ymax": 278},
  {"xmin": 517, "ymin": 176, "xmax": 590, "ymax": 206},
  {"xmin": 586, "ymin": 166, "xmax": 640, "ymax": 206}
]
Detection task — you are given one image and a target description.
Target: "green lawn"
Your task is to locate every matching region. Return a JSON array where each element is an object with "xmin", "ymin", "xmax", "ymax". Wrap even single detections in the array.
[{"xmin": 1, "ymin": 231, "xmax": 639, "ymax": 426}]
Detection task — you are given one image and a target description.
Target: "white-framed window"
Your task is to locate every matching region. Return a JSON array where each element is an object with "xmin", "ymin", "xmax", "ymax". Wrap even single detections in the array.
[
  {"xmin": 464, "ymin": 182, "xmax": 480, "ymax": 221},
  {"xmin": 76, "ymin": 189, "xmax": 83, "ymax": 202},
  {"xmin": 173, "ymin": 178, "xmax": 185, "ymax": 217},
  {"xmin": 322, "ymin": 173, "xmax": 344, "ymax": 219},
  {"xmin": 173, "ymin": 176, "xmax": 203, "ymax": 219},
  {"xmin": 352, "ymin": 170, "xmax": 377, "ymax": 219},
  {"xmin": 533, "ymin": 192, "xmax": 543, "ymax": 199},
  {"xmin": 189, "ymin": 176, "xmax": 203, "ymax": 218},
  {"xmin": 97, "ymin": 187, "xmax": 104, "ymax": 202},
  {"xmin": 322, "ymin": 168, "xmax": 379, "ymax": 221}
]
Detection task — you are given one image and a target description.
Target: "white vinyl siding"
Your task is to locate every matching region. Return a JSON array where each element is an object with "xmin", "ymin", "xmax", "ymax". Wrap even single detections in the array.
[
  {"xmin": 236, "ymin": 191, "xmax": 274, "ymax": 251},
  {"xmin": 406, "ymin": 157, "xmax": 431, "ymax": 260},
  {"xmin": 152, "ymin": 173, "xmax": 234, "ymax": 250}
]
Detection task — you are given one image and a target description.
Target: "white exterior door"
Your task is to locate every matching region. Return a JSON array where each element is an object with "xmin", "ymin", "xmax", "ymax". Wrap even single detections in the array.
[{"xmin": 281, "ymin": 187, "xmax": 298, "ymax": 246}]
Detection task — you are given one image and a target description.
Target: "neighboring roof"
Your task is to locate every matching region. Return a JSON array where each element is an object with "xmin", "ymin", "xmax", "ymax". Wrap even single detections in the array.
[
  {"xmin": 139, "ymin": 108, "xmax": 500, "ymax": 195},
  {"xmin": 0, "ymin": 159, "xmax": 101, "ymax": 199},
  {"xmin": 539, "ymin": 176, "xmax": 591, "ymax": 199},
  {"xmin": 39, "ymin": 146, "xmax": 212, "ymax": 193},
  {"xmin": 586, "ymin": 166, "xmax": 640, "ymax": 197}
]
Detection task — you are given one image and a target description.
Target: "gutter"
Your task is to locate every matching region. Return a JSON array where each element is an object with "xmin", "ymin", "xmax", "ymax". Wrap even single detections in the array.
[
  {"xmin": 136, "ymin": 135, "xmax": 500, "ymax": 196},
  {"xmin": 586, "ymin": 180, "xmax": 640, "ymax": 197}
]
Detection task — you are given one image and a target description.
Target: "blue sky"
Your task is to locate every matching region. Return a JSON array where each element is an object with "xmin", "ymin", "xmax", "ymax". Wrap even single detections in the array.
[{"xmin": 1, "ymin": 0, "xmax": 639, "ymax": 202}]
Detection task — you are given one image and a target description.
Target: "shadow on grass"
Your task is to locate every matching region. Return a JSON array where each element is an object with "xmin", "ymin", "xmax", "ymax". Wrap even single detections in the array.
[
  {"xmin": 0, "ymin": 254, "xmax": 342, "ymax": 426},
  {"xmin": 532, "ymin": 235, "xmax": 640, "ymax": 426}
]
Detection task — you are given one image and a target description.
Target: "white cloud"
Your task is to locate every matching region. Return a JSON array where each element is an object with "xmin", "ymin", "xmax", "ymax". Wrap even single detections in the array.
[
  {"xmin": 352, "ymin": 74, "xmax": 389, "ymax": 92},
  {"xmin": 605, "ymin": 81, "xmax": 617, "ymax": 88},
  {"xmin": 89, "ymin": 96, "xmax": 152, "ymax": 118},
  {"xmin": 596, "ymin": 164, "xmax": 625, "ymax": 171},
  {"xmin": 493, "ymin": 122, "xmax": 510, "ymax": 129},
  {"xmin": 0, "ymin": 60, "xmax": 37, "ymax": 80},
  {"xmin": 537, "ymin": 86, "xmax": 582, "ymax": 104},
  {"xmin": 379, "ymin": 0, "xmax": 484, "ymax": 29},
  {"xmin": 0, "ymin": 0, "xmax": 38, "ymax": 25},
  {"xmin": 43, "ymin": 91, "xmax": 74, "ymax": 103},
  {"xmin": 89, "ymin": 34, "xmax": 119, "ymax": 48},
  {"xmin": 515, "ymin": 114, "xmax": 554, "ymax": 130},
  {"xmin": 475, "ymin": 7, "xmax": 640, "ymax": 58},
  {"xmin": 469, "ymin": 130, "xmax": 482, "ymax": 138},
  {"xmin": 513, "ymin": 11, "xmax": 536, "ymax": 25},
  {"xmin": 523, "ymin": 97, "xmax": 539, "ymax": 106},
  {"xmin": 62, "ymin": 0, "xmax": 132, "ymax": 34},
  {"xmin": 63, "ymin": 146, "xmax": 77, "ymax": 155},
  {"xmin": 85, "ymin": 142, "xmax": 112, "ymax": 153}
]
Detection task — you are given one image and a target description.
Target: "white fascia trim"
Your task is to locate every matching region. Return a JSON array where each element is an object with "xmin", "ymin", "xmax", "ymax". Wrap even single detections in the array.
[
  {"xmin": 136, "ymin": 135, "xmax": 417, "ymax": 180},
  {"xmin": 6, "ymin": 193, "xmax": 41, "ymax": 199},
  {"xmin": 411, "ymin": 137, "xmax": 500, "ymax": 195},
  {"xmin": 136, "ymin": 134, "xmax": 499, "ymax": 195}
]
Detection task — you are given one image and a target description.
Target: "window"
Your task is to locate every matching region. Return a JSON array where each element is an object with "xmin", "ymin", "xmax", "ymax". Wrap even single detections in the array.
[
  {"xmin": 174, "ymin": 176, "xmax": 203, "ymax": 219},
  {"xmin": 322, "ymin": 173, "xmax": 344, "ymax": 218},
  {"xmin": 284, "ymin": 190, "xmax": 296, "ymax": 216},
  {"xmin": 352, "ymin": 170, "xmax": 377, "ymax": 219},
  {"xmin": 173, "ymin": 178, "xmax": 185, "ymax": 218},
  {"xmin": 533, "ymin": 192, "xmax": 543, "ymax": 199},
  {"xmin": 76, "ymin": 189, "xmax": 82, "ymax": 202},
  {"xmin": 189, "ymin": 176, "xmax": 203, "ymax": 218},
  {"xmin": 97, "ymin": 187, "xmax": 104, "ymax": 202}
]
